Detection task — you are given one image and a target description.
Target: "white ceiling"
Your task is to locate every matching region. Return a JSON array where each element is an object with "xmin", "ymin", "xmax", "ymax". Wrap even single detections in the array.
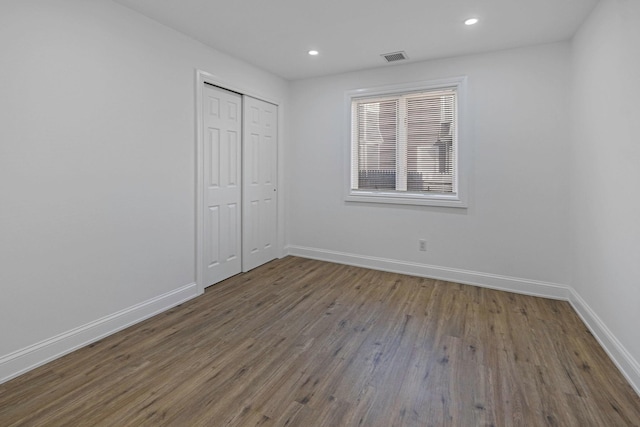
[{"xmin": 113, "ymin": 0, "xmax": 599, "ymax": 80}]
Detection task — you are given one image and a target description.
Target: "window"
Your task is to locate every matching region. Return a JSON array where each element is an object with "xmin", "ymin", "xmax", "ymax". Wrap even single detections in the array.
[{"xmin": 346, "ymin": 77, "xmax": 467, "ymax": 207}]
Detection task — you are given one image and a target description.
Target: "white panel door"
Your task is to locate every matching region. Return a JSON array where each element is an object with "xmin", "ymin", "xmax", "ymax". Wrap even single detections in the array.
[
  {"xmin": 242, "ymin": 96, "xmax": 278, "ymax": 272},
  {"xmin": 202, "ymin": 84, "xmax": 242, "ymax": 286}
]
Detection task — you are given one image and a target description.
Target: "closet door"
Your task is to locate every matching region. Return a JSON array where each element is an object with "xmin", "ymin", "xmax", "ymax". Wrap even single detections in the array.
[
  {"xmin": 202, "ymin": 84, "xmax": 242, "ymax": 286},
  {"xmin": 242, "ymin": 96, "xmax": 278, "ymax": 272}
]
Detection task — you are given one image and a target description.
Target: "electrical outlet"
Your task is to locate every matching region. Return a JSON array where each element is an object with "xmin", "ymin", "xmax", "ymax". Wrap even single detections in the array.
[{"xmin": 419, "ymin": 239, "xmax": 427, "ymax": 251}]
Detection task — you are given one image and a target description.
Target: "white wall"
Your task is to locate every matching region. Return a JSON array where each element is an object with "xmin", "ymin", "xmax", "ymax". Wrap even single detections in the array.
[
  {"xmin": 571, "ymin": 0, "xmax": 640, "ymax": 386},
  {"xmin": 0, "ymin": 0, "xmax": 288, "ymax": 377},
  {"xmin": 287, "ymin": 43, "xmax": 572, "ymax": 288}
]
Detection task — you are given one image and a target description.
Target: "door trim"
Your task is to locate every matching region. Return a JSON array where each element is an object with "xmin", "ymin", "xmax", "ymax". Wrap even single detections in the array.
[{"xmin": 195, "ymin": 69, "xmax": 283, "ymax": 294}]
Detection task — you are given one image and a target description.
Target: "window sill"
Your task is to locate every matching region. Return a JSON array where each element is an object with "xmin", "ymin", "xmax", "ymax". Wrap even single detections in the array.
[{"xmin": 345, "ymin": 190, "xmax": 467, "ymax": 208}]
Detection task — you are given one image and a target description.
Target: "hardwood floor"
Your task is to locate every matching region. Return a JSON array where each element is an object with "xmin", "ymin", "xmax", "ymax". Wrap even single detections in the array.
[{"xmin": 1, "ymin": 256, "xmax": 639, "ymax": 426}]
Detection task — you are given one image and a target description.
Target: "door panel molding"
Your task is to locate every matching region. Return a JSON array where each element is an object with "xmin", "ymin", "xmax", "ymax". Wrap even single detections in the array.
[
  {"xmin": 201, "ymin": 84, "xmax": 242, "ymax": 286},
  {"xmin": 242, "ymin": 96, "xmax": 278, "ymax": 272},
  {"xmin": 195, "ymin": 70, "xmax": 282, "ymax": 293}
]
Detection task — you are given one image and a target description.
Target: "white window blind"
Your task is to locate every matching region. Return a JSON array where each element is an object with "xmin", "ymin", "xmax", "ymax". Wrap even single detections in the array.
[{"xmin": 351, "ymin": 88, "xmax": 457, "ymax": 195}]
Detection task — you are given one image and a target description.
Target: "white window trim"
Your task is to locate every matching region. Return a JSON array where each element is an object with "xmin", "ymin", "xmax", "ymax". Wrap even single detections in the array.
[{"xmin": 344, "ymin": 76, "xmax": 469, "ymax": 208}]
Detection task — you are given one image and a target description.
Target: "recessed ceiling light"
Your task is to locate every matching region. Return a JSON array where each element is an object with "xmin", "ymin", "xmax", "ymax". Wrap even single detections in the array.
[
  {"xmin": 465, "ymin": 18, "xmax": 479, "ymax": 26},
  {"xmin": 308, "ymin": 50, "xmax": 319, "ymax": 56}
]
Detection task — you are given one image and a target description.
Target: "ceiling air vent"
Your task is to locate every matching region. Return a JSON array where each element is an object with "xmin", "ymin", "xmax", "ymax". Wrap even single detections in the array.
[{"xmin": 381, "ymin": 51, "xmax": 408, "ymax": 63}]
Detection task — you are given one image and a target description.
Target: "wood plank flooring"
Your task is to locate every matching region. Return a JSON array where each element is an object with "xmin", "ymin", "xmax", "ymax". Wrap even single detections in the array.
[{"xmin": 1, "ymin": 256, "xmax": 639, "ymax": 426}]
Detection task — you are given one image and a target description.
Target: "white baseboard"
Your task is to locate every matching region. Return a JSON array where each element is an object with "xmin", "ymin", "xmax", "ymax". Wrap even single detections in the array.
[
  {"xmin": 286, "ymin": 245, "xmax": 569, "ymax": 300},
  {"xmin": 3, "ymin": 250, "xmax": 639, "ymax": 399},
  {"xmin": 568, "ymin": 288, "xmax": 640, "ymax": 396},
  {"xmin": 286, "ymin": 245, "xmax": 640, "ymax": 396},
  {"xmin": 0, "ymin": 282, "xmax": 200, "ymax": 385}
]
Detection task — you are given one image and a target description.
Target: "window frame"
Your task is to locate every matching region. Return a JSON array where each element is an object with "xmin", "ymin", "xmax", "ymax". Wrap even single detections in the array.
[{"xmin": 344, "ymin": 76, "xmax": 468, "ymax": 208}]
